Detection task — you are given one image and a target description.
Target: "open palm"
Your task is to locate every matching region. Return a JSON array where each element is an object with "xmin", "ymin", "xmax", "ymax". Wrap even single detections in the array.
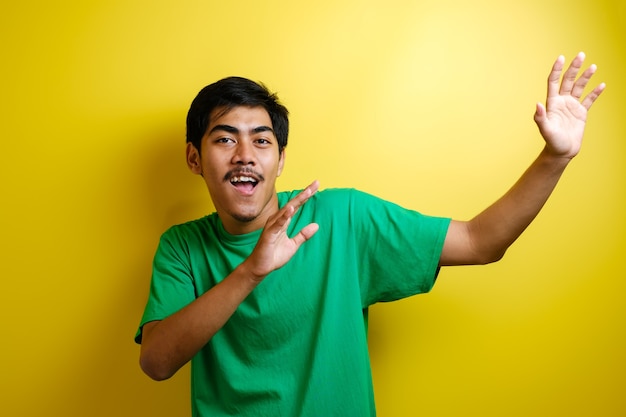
[
  {"xmin": 246, "ymin": 181, "xmax": 320, "ymax": 281},
  {"xmin": 534, "ymin": 53, "xmax": 605, "ymax": 159}
]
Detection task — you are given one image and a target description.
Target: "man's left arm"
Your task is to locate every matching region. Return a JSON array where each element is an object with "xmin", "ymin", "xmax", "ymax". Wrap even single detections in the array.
[{"xmin": 440, "ymin": 52, "xmax": 606, "ymax": 266}]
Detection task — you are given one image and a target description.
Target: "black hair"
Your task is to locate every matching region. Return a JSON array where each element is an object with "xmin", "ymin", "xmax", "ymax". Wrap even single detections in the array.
[{"xmin": 186, "ymin": 76, "xmax": 289, "ymax": 153}]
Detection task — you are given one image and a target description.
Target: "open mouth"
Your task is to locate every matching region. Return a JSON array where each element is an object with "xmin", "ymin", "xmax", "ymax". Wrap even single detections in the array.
[{"xmin": 229, "ymin": 175, "xmax": 259, "ymax": 194}]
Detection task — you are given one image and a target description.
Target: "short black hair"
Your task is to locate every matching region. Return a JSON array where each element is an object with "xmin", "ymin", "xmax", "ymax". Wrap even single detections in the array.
[{"xmin": 186, "ymin": 76, "xmax": 289, "ymax": 153}]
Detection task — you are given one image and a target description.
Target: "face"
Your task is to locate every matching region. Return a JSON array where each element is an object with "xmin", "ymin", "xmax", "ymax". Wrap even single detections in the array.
[{"xmin": 186, "ymin": 105, "xmax": 285, "ymax": 235}]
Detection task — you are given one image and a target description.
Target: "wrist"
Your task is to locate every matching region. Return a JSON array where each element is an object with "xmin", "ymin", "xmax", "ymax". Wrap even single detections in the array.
[
  {"xmin": 539, "ymin": 146, "xmax": 574, "ymax": 169},
  {"xmin": 237, "ymin": 258, "xmax": 268, "ymax": 285}
]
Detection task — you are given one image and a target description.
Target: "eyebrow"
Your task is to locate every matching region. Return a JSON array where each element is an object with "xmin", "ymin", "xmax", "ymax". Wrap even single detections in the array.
[{"xmin": 208, "ymin": 124, "xmax": 274, "ymax": 135}]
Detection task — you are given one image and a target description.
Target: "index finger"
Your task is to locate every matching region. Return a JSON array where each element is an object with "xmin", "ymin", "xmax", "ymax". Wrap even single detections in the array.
[
  {"xmin": 285, "ymin": 180, "xmax": 319, "ymax": 213},
  {"xmin": 547, "ymin": 55, "xmax": 565, "ymax": 98},
  {"xmin": 262, "ymin": 180, "xmax": 319, "ymax": 236}
]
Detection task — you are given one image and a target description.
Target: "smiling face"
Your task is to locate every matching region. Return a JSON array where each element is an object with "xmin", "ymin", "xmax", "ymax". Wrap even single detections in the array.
[{"xmin": 186, "ymin": 105, "xmax": 285, "ymax": 235}]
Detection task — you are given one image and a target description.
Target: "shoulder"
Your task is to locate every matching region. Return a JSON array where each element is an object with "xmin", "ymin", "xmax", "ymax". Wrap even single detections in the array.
[
  {"xmin": 158, "ymin": 214, "xmax": 217, "ymax": 248},
  {"xmin": 279, "ymin": 187, "xmax": 372, "ymax": 208},
  {"xmin": 280, "ymin": 188, "xmax": 393, "ymax": 227},
  {"xmin": 316, "ymin": 188, "xmax": 395, "ymax": 211}
]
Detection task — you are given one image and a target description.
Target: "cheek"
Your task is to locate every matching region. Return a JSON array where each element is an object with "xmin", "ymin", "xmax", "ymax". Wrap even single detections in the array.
[
  {"xmin": 201, "ymin": 153, "xmax": 229, "ymax": 175},
  {"xmin": 199, "ymin": 159, "xmax": 223, "ymax": 185},
  {"xmin": 263, "ymin": 154, "xmax": 284, "ymax": 174}
]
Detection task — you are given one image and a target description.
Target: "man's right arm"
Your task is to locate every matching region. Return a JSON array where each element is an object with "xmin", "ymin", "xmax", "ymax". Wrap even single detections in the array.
[
  {"xmin": 139, "ymin": 260, "xmax": 261, "ymax": 381},
  {"xmin": 139, "ymin": 181, "xmax": 320, "ymax": 381}
]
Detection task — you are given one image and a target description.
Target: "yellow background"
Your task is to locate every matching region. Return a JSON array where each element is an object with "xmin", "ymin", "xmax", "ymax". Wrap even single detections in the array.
[{"xmin": 1, "ymin": 0, "xmax": 624, "ymax": 416}]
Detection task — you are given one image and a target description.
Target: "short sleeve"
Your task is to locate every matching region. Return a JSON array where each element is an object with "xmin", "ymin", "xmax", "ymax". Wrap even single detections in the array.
[
  {"xmin": 134, "ymin": 228, "xmax": 197, "ymax": 343},
  {"xmin": 347, "ymin": 190, "xmax": 451, "ymax": 306}
]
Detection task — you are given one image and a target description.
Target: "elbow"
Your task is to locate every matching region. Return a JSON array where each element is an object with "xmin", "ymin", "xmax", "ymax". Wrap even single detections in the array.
[
  {"xmin": 139, "ymin": 351, "xmax": 176, "ymax": 381},
  {"xmin": 139, "ymin": 321, "xmax": 179, "ymax": 381},
  {"xmin": 476, "ymin": 248, "xmax": 507, "ymax": 265}
]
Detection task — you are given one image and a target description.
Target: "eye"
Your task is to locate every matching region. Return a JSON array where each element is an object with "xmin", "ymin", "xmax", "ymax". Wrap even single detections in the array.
[
  {"xmin": 255, "ymin": 138, "xmax": 271, "ymax": 145},
  {"xmin": 216, "ymin": 137, "xmax": 235, "ymax": 144}
]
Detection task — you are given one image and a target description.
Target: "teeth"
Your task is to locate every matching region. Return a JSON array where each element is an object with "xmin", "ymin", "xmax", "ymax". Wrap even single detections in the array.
[{"xmin": 230, "ymin": 176, "xmax": 257, "ymax": 183}]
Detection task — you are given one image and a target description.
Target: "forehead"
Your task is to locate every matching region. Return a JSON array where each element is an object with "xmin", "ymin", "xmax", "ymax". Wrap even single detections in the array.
[{"xmin": 207, "ymin": 105, "xmax": 272, "ymax": 130}]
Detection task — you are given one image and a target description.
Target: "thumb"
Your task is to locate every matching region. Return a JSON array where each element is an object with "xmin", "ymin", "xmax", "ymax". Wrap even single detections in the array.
[
  {"xmin": 533, "ymin": 102, "xmax": 546, "ymax": 125},
  {"xmin": 291, "ymin": 223, "xmax": 320, "ymax": 247}
]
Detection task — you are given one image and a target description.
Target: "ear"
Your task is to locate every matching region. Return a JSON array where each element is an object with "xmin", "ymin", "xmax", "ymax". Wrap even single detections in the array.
[
  {"xmin": 277, "ymin": 149, "xmax": 286, "ymax": 177},
  {"xmin": 186, "ymin": 142, "xmax": 203, "ymax": 175}
]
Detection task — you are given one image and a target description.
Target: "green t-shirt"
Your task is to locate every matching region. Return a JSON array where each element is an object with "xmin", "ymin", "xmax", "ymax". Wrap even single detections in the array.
[{"xmin": 136, "ymin": 188, "xmax": 450, "ymax": 416}]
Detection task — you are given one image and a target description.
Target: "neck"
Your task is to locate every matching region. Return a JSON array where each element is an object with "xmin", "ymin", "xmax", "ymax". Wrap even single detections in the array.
[{"xmin": 218, "ymin": 193, "xmax": 280, "ymax": 235}]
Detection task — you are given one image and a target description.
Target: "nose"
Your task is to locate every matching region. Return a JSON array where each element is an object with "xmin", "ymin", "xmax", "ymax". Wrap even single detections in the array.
[{"xmin": 231, "ymin": 140, "xmax": 256, "ymax": 165}]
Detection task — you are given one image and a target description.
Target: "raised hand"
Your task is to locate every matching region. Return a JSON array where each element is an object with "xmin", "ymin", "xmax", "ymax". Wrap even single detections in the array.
[
  {"xmin": 534, "ymin": 52, "xmax": 606, "ymax": 159},
  {"xmin": 244, "ymin": 180, "xmax": 320, "ymax": 281}
]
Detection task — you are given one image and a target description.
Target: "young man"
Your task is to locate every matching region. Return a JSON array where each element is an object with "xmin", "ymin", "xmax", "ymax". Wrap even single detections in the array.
[{"xmin": 136, "ymin": 53, "xmax": 605, "ymax": 416}]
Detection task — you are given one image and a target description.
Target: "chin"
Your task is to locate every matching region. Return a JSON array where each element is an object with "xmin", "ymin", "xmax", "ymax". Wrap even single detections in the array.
[
  {"xmin": 227, "ymin": 206, "xmax": 261, "ymax": 224},
  {"xmin": 231, "ymin": 213, "xmax": 258, "ymax": 223}
]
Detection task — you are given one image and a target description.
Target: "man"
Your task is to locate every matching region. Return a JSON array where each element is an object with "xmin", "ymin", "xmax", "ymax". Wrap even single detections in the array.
[{"xmin": 136, "ymin": 53, "xmax": 605, "ymax": 416}]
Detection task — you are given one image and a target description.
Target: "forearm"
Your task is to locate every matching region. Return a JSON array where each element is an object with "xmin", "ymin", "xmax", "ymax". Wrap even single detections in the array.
[
  {"xmin": 139, "ymin": 260, "xmax": 261, "ymax": 380},
  {"xmin": 468, "ymin": 146, "xmax": 571, "ymax": 263}
]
